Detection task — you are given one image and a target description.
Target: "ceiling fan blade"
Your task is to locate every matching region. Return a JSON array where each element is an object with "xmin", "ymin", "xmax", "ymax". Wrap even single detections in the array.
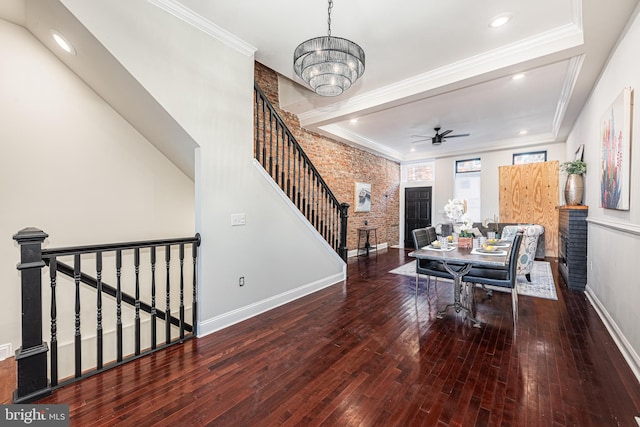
[
  {"xmin": 410, "ymin": 138, "xmax": 431, "ymax": 143},
  {"xmin": 439, "ymin": 129, "xmax": 453, "ymax": 137},
  {"xmin": 410, "ymin": 135, "xmax": 430, "ymax": 138},
  {"xmin": 445, "ymin": 133, "xmax": 470, "ymax": 139}
]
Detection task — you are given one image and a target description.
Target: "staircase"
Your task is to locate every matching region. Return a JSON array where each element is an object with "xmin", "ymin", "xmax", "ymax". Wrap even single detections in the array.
[{"xmin": 254, "ymin": 83, "xmax": 348, "ymax": 260}]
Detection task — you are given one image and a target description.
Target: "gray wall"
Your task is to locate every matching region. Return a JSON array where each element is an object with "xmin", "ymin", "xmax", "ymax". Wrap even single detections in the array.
[
  {"xmin": 565, "ymin": 4, "xmax": 640, "ymax": 380},
  {"xmin": 0, "ymin": 19, "xmax": 195, "ymax": 358},
  {"xmin": 60, "ymin": 0, "xmax": 346, "ymax": 337}
]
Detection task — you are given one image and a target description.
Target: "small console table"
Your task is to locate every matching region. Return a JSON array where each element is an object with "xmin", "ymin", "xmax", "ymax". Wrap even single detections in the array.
[{"xmin": 357, "ymin": 226, "xmax": 378, "ymax": 257}]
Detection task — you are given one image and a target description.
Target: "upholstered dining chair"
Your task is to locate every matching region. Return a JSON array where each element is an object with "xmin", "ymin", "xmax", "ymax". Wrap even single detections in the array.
[
  {"xmin": 501, "ymin": 224, "xmax": 544, "ymax": 282},
  {"xmin": 462, "ymin": 231, "xmax": 524, "ymax": 327},
  {"xmin": 411, "ymin": 227, "xmax": 459, "ymax": 299}
]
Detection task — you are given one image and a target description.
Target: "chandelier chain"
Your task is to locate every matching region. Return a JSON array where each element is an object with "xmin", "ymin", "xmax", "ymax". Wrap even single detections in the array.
[{"xmin": 327, "ymin": 0, "xmax": 333, "ymax": 36}]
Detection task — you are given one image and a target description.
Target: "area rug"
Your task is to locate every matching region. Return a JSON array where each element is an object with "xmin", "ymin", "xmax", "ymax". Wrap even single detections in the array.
[{"xmin": 389, "ymin": 260, "xmax": 557, "ymax": 300}]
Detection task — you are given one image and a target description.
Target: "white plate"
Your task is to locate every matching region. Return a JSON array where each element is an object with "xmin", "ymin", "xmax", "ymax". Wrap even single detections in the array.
[
  {"xmin": 471, "ymin": 248, "xmax": 507, "ymax": 256},
  {"xmin": 484, "ymin": 240, "xmax": 509, "ymax": 247},
  {"xmin": 422, "ymin": 245, "xmax": 455, "ymax": 251}
]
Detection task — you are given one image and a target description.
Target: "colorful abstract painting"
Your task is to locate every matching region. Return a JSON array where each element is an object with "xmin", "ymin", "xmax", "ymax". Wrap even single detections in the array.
[{"xmin": 600, "ymin": 87, "xmax": 633, "ymax": 210}]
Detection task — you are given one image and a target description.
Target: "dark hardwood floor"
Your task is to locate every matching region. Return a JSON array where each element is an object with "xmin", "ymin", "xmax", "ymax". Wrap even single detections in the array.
[{"xmin": 35, "ymin": 248, "xmax": 640, "ymax": 426}]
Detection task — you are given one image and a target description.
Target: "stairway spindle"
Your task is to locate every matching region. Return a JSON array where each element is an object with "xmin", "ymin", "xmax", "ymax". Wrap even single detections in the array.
[
  {"xmin": 50, "ymin": 257, "xmax": 58, "ymax": 387},
  {"xmin": 116, "ymin": 249, "xmax": 123, "ymax": 362},
  {"xmin": 73, "ymin": 254, "xmax": 81, "ymax": 378},
  {"xmin": 151, "ymin": 246, "xmax": 157, "ymax": 350},
  {"xmin": 179, "ymin": 243, "xmax": 185, "ymax": 340},
  {"xmin": 96, "ymin": 251, "xmax": 103, "ymax": 370},
  {"xmin": 134, "ymin": 248, "xmax": 140, "ymax": 355},
  {"xmin": 165, "ymin": 244, "xmax": 171, "ymax": 345}
]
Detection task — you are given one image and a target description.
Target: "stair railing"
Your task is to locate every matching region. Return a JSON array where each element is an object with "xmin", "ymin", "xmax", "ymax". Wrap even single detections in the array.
[
  {"xmin": 12, "ymin": 227, "xmax": 200, "ymax": 403},
  {"xmin": 254, "ymin": 83, "xmax": 349, "ymax": 260}
]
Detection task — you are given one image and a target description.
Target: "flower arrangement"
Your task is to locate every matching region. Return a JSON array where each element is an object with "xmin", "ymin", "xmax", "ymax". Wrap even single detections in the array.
[
  {"xmin": 560, "ymin": 159, "xmax": 587, "ymax": 175},
  {"xmin": 443, "ymin": 199, "xmax": 466, "ymax": 222},
  {"xmin": 444, "ymin": 199, "xmax": 473, "ymax": 237},
  {"xmin": 458, "ymin": 215, "xmax": 474, "ymax": 237}
]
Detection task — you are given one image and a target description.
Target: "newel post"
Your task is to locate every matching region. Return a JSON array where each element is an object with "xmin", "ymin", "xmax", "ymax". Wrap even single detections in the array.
[
  {"xmin": 339, "ymin": 203, "xmax": 350, "ymax": 261},
  {"xmin": 12, "ymin": 227, "xmax": 51, "ymax": 403}
]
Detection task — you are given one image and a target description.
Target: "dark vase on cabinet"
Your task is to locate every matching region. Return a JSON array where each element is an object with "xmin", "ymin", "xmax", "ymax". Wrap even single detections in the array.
[{"xmin": 557, "ymin": 206, "xmax": 588, "ymax": 291}]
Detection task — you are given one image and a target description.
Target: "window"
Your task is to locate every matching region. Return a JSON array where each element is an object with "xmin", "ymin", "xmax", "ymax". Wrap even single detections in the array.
[
  {"xmin": 454, "ymin": 158, "xmax": 481, "ymax": 222},
  {"xmin": 402, "ymin": 161, "xmax": 434, "ymax": 183},
  {"xmin": 513, "ymin": 150, "xmax": 547, "ymax": 165},
  {"xmin": 455, "ymin": 158, "xmax": 481, "ymax": 173}
]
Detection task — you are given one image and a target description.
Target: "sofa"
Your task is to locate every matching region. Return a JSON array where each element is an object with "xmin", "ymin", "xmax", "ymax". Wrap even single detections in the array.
[
  {"xmin": 472, "ymin": 222, "xmax": 545, "ymax": 260},
  {"xmin": 438, "ymin": 222, "xmax": 545, "ymax": 261}
]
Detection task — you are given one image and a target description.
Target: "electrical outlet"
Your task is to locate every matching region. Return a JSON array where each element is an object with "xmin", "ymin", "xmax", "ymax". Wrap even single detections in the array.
[
  {"xmin": 239, "ymin": 276, "xmax": 245, "ymax": 287},
  {"xmin": 231, "ymin": 213, "xmax": 246, "ymax": 226}
]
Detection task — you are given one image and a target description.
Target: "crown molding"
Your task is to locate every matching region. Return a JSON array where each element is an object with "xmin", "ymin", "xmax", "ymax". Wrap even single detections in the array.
[
  {"xmin": 319, "ymin": 124, "xmax": 404, "ymax": 161},
  {"xmin": 571, "ymin": 0, "xmax": 583, "ymax": 31},
  {"xmin": 148, "ymin": 0, "xmax": 256, "ymax": 56},
  {"xmin": 552, "ymin": 54, "xmax": 585, "ymax": 137},
  {"xmin": 299, "ymin": 23, "xmax": 584, "ymax": 127}
]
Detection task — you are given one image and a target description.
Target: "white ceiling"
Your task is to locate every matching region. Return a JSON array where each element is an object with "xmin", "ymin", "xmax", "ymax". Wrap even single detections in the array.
[
  {"xmin": 177, "ymin": 0, "xmax": 639, "ymax": 161},
  {"xmin": 2, "ymin": 0, "xmax": 639, "ymax": 166}
]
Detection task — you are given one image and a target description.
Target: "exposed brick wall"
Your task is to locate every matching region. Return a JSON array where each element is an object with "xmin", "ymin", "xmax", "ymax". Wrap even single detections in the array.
[{"xmin": 254, "ymin": 62, "xmax": 400, "ymax": 252}]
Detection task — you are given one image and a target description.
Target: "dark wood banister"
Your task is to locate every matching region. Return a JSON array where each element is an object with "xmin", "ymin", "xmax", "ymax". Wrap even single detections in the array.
[
  {"xmin": 12, "ymin": 228, "xmax": 200, "ymax": 403},
  {"xmin": 254, "ymin": 83, "xmax": 349, "ymax": 260},
  {"xmin": 41, "ymin": 234, "xmax": 201, "ymax": 257},
  {"xmin": 253, "ymin": 84, "xmax": 342, "ymax": 207},
  {"xmin": 49, "ymin": 260, "xmax": 192, "ymax": 333}
]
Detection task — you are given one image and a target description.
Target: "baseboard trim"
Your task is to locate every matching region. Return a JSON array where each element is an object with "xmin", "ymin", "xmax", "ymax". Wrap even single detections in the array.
[
  {"xmin": 197, "ymin": 271, "xmax": 346, "ymax": 338},
  {"xmin": 0, "ymin": 344, "xmax": 12, "ymax": 361},
  {"xmin": 347, "ymin": 242, "xmax": 388, "ymax": 258},
  {"xmin": 585, "ymin": 285, "xmax": 640, "ymax": 383}
]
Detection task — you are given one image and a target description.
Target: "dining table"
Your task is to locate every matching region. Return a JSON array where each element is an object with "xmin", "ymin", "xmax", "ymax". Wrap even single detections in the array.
[{"xmin": 408, "ymin": 240, "xmax": 513, "ymax": 327}]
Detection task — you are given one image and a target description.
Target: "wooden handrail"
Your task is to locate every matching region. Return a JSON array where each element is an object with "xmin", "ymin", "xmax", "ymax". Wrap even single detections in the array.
[
  {"xmin": 12, "ymin": 228, "xmax": 200, "ymax": 403},
  {"xmin": 254, "ymin": 83, "xmax": 349, "ymax": 260}
]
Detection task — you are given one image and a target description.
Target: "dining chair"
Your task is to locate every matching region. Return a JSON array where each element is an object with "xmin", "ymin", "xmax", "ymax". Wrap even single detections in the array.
[
  {"xmin": 411, "ymin": 227, "xmax": 457, "ymax": 299},
  {"xmin": 501, "ymin": 225, "xmax": 544, "ymax": 281},
  {"xmin": 461, "ymin": 231, "xmax": 524, "ymax": 327}
]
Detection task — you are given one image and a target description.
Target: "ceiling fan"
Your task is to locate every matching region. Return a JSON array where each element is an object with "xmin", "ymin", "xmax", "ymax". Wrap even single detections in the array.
[{"xmin": 411, "ymin": 127, "xmax": 470, "ymax": 145}]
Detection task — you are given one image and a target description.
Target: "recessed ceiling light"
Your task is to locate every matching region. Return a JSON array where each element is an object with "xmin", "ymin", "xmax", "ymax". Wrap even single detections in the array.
[
  {"xmin": 489, "ymin": 13, "xmax": 512, "ymax": 28},
  {"xmin": 51, "ymin": 30, "xmax": 76, "ymax": 55},
  {"xmin": 519, "ymin": 130, "xmax": 528, "ymax": 135},
  {"xmin": 350, "ymin": 118, "xmax": 359, "ymax": 123},
  {"xmin": 410, "ymin": 147, "xmax": 416, "ymax": 152},
  {"xmin": 512, "ymin": 73, "xmax": 526, "ymax": 80}
]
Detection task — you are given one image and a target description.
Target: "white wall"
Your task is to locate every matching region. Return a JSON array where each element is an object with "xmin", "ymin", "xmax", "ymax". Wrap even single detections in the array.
[
  {"xmin": 399, "ymin": 143, "xmax": 565, "ymax": 244},
  {"xmin": 0, "ymin": 20, "xmax": 195, "ymax": 355},
  {"xmin": 565, "ymin": 4, "xmax": 640, "ymax": 379},
  {"xmin": 59, "ymin": 0, "xmax": 345, "ymax": 337}
]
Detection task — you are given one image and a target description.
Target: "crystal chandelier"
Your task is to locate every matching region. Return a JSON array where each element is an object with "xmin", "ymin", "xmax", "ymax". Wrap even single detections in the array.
[{"xmin": 293, "ymin": 0, "xmax": 365, "ymax": 97}]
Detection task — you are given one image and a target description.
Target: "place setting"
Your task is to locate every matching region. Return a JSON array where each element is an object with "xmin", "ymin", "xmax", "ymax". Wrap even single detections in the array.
[
  {"xmin": 471, "ymin": 245, "xmax": 508, "ymax": 256},
  {"xmin": 470, "ymin": 239, "xmax": 510, "ymax": 256},
  {"xmin": 421, "ymin": 237, "xmax": 456, "ymax": 251}
]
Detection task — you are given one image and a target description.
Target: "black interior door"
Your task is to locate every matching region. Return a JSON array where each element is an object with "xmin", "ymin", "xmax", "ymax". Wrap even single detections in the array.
[{"xmin": 404, "ymin": 187, "xmax": 432, "ymax": 247}]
